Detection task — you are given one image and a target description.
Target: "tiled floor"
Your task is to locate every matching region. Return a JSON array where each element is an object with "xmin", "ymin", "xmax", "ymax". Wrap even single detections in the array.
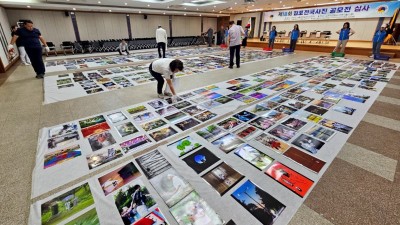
[{"xmin": 0, "ymin": 49, "xmax": 399, "ymax": 225}]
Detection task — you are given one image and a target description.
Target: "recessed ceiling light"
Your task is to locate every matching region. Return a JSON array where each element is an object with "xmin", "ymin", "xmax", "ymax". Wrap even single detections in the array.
[
  {"xmin": 213, "ymin": 9, "xmax": 215, "ymax": 11},
  {"xmin": 27, "ymin": 5, "xmax": 30, "ymax": 8},
  {"xmin": 279, "ymin": 1, "xmax": 282, "ymax": 3},
  {"xmin": 139, "ymin": 11, "xmax": 141, "ymax": 13},
  {"xmin": 235, "ymin": 2, "xmax": 237, "ymax": 4},
  {"xmin": 184, "ymin": 13, "xmax": 186, "ymax": 15},
  {"xmin": 163, "ymin": 12, "xmax": 165, "ymax": 14},
  {"xmin": 230, "ymin": 7, "xmax": 232, "ymax": 9},
  {"xmin": 98, "ymin": 1, "xmax": 101, "ymax": 4},
  {"xmin": 306, "ymin": 2, "xmax": 309, "ymax": 4},
  {"xmin": 109, "ymin": 9, "xmax": 112, "ymax": 12},
  {"xmin": 147, "ymin": 4, "xmax": 150, "ymax": 7},
  {"xmin": 124, "ymin": 2, "xmax": 127, "ymax": 5},
  {"xmin": 167, "ymin": 6, "xmax": 169, "ymax": 8},
  {"xmin": 252, "ymin": 4, "xmax": 254, "ymax": 6},
  {"xmin": 200, "ymin": 14, "xmax": 202, "ymax": 16},
  {"xmin": 73, "ymin": 8, "xmax": 76, "ymax": 10},
  {"xmin": 66, "ymin": 0, "xmax": 70, "ymax": 1},
  {"xmin": 196, "ymin": 8, "xmax": 199, "ymax": 10},
  {"xmin": 184, "ymin": 7, "xmax": 187, "ymax": 9}
]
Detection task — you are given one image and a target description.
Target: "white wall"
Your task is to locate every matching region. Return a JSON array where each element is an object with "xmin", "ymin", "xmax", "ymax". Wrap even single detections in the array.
[
  {"xmin": 0, "ymin": 7, "xmax": 12, "ymax": 69},
  {"xmin": 76, "ymin": 12, "xmax": 128, "ymax": 40},
  {"xmin": 173, "ymin": 16, "xmax": 201, "ymax": 36},
  {"xmin": 203, "ymin": 17, "xmax": 217, "ymax": 33},
  {"xmin": 6, "ymin": 9, "xmax": 76, "ymax": 47},
  {"xmin": 230, "ymin": 12, "xmax": 261, "ymax": 37},
  {"xmin": 263, "ymin": 17, "xmax": 392, "ymax": 41},
  {"xmin": 130, "ymin": 14, "xmax": 170, "ymax": 38}
]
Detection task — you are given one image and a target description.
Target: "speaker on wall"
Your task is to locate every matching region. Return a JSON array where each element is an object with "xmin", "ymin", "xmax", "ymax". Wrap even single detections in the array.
[
  {"xmin": 64, "ymin": 11, "xmax": 70, "ymax": 17},
  {"xmin": 144, "ymin": 14, "xmax": 148, "ymax": 19}
]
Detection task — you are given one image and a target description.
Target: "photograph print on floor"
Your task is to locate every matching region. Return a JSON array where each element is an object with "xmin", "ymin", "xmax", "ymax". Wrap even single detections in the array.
[
  {"xmin": 182, "ymin": 147, "xmax": 220, "ymax": 174},
  {"xmin": 202, "ymin": 162, "xmax": 244, "ymax": 196},
  {"xmin": 231, "ymin": 180, "xmax": 285, "ymax": 225}
]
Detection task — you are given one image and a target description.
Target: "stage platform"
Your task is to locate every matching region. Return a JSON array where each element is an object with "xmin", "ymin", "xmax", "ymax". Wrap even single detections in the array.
[{"xmin": 248, "ymin": 38, "xmax": 400, "ymax": 58}]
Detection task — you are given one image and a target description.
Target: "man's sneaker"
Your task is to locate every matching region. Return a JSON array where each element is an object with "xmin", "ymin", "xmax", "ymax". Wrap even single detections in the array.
[
  {"xmin": 23, "ymin": 63, "xmax": 30, "ymax": 66},
  {"xmin": 35, "ymin": 74, "xmax": 44, "ymax": 79},
  {"xmin": 158, "ymin": 94, "xmax": 167, "ymax": 99},
  {"xmin": 164, "ymin": 92, "xmax": 173, "ymax": 97},
  {"xmin": 369, "ymin": 55, "xmax": 374, "ymax": 58}
]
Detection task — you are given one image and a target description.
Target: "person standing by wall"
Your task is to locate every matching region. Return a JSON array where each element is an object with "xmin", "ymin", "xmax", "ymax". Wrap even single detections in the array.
[
  {"xmin": 148, "ymin": 58, "xmax": 183, "ymax": 102},
  {"xmin": 206, "ymin": 27, "xmax": 214, "ymax": 47},
  {"xmin": 118, "ymin": 40, "xmax": 129, "ymax": 55},
  {"xmin": 9, "ymin": 20, "xmax": 49, "ymax": 79},
  {"xmin": 219, "ymin": 25, "xmax": 225, "ymax": 44},
  {"xmin": 269, "ymin": 26, "xmax": 277, "ymax": 49},
  {"xmin": 371, "ymin": 25, "xmax": 387, "ymax": 58},
  {"xmin": 228, "ymin": 21, "xmax": 244, "ymax": 69},
  {"xmin": 156, "ymin": 25, "xmax": 167, "ymax": 58},
  {"xmin": 224, "ymin": 27, "xmax": 229, "ymax": 45},
  {"xmin": 242, "ymin": 24, "xmax": 250, "ymax": 48},
  {"xmin": 289, "ymin": 24, "xmax": 300, "ymax": 52},
  {"xmin": 333, "ymin": 22, "xmax": 355, "ymax": 54},
  {"xmin": 11, "ymin": 25, "xmax": 31, "ymax": 65}
]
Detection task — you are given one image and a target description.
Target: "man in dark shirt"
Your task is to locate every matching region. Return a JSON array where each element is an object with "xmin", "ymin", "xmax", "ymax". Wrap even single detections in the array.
[
  {"xmin": 207, "ymin": 27, "xmax": 213, "ymax": 47},
  {"xmin": 9, "ymin": 20, "xmax": 49, "ymax": 79},
  {"xmin": 11, "ymin": 25, "xmax": 31, "ymax": 65}
]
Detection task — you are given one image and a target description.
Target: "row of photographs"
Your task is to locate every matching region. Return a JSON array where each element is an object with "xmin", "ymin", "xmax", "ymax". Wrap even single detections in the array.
[
  {"xmin": 44, "ymin": 47, "xmax": 227, "ymax": 70},
  {"xmin": 35, "ymin": 57, "xmax": 399, "ymax": 225},
  {"xmin": 45, "ymin": 50, "xmax": 288, "ymax": 104}
]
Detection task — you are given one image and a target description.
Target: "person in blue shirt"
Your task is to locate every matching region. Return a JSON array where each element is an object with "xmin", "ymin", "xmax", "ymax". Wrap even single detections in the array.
[
  {"xmin": 269, "ymin": 26, "xmax": 277, "ymax": 49},
  {"xmin": 333, "ymin": 22, "xmax": 355, "ymax": 54},
  {"xmin": 224, "ymin": 27, "xmax": 229, "ymax": 45},
  {"xmin": 289, "ymin": 24, "xmax": 300, "ymax": 52},
  {"xmin": 370, "ymin": 25, "xmax": 387, "ymax": 58},
  {"xmin": 9, "ymin": 20, "xmax": 49, "ymax": 79},
  {"xmin": 11, "ymin": 25, "xmax": 31, "ymax": 65}
]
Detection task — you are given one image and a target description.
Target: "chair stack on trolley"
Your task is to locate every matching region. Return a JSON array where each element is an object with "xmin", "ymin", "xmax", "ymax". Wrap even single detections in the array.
[{"xmin": 43, "ymin": 36, "xmax": 206, "ymax": 56}]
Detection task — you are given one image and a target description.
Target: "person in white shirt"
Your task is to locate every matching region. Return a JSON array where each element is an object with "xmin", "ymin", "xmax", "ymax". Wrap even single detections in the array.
[
  {"xmin": 156, "ymin": 25, "xmax": 168, "ymax": 58},
  {"xmin": 227, "ymin": 21, "xmax": 244, "ymax": 69},
  {"xmin": 118, "ymin": 40, "xmax": 129, "ymax": 55},
  {"xmin": 149, "ymin": 58, "xmax": 184, "ymax": 102}
]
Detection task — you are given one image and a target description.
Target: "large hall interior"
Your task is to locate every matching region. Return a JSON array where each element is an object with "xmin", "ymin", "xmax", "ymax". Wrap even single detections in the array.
[{"xmin": 0, "ymin": 0, "xmax": 400, "ymax": 225}]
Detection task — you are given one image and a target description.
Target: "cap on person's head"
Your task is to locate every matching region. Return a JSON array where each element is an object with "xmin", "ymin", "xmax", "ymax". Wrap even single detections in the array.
[
  {"xmin": 381, "ymin": 25, "xmax": 386, "ymax": 28},
  {"xmin": 229, "ymin": 21, "xmax": 235, "ymax": 25},
  {"xmin": 158, "ymin": 25, "xmax": 162, "ymax": 28}
]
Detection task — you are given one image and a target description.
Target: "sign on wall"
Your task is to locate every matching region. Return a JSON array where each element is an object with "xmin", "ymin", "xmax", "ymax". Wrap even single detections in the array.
[{"xmin": 264, "ymin": 1, "xmax": 400, "ymax": 22}]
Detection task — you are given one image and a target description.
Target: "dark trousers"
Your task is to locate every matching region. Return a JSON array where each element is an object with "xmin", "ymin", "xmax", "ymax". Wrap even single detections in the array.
[
  {"xmin": 118, "ymin": 49, "xmax": 129, "ymax": 55},
  {"xmin": 25, "ymin": 47, "xmax": 45, "ymax": 75},
  {"xmin": 372, "ymin": 41, "xmax": 383, "ymax": 55},
  {"xmin": 229, "ymin": 45, "xmax": 241, "ymax": 67},
  {"xmin": 157, "ymin": 42, "xmax": 166, "ymax": 58},
  {"xmin": 268, "ymin": 38, "xmax": 275, "ymax": 49},
  {"xmin": 149, "ymin": 63, "xmax": 164, "ymax": 94},
  {"xmin": 242, "ymin": 37, "xmax": 248, "ymax": 47},
  {"xmin": 289, "ymin": 39, "xmax": 297, "ymax": 51},
  {"xmin": 208, "ymin": 36, "xmax": 212, "ymax": 47}
]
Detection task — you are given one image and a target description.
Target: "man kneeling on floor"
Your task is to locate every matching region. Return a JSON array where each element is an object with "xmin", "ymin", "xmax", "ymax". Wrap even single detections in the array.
[{"xmin": 149, "ymin": 58, "xmax": 183, "ymax": 103}]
